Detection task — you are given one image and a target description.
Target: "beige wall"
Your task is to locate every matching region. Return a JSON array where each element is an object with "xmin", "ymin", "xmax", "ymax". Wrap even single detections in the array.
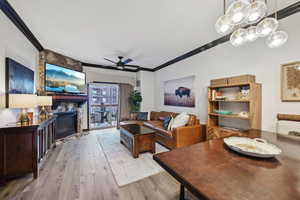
[
  {"xmin": 137, "ymin": 71, "xmax": 155, "ymax": 112},
  {"xmin": 84, "ymin": 67, "xmax": 136, "ymax": 86},
  {"xmin": 154, "ymin": 13, "xmax": 300, "ymax": 132}
]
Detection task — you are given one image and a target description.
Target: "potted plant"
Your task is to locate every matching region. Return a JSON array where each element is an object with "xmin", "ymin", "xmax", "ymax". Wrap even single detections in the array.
[{"xmin": 128, "ymin": 90, "xmax": 142, "ymax": 114}]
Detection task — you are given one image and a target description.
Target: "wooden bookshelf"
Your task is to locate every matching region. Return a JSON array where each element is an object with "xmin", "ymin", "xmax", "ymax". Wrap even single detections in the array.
[{"xmin": 207, "ymin": 75, "xmax": 262, "ymax": 141}]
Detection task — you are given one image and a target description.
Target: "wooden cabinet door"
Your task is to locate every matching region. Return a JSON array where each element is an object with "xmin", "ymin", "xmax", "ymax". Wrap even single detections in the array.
[
  {"xmin": 0, "ymin": 133, "xmax": 4, "ymax": 183},
  {"xmin": 5, "ymin": 131, "xmax": 34, "ymax": 176}
]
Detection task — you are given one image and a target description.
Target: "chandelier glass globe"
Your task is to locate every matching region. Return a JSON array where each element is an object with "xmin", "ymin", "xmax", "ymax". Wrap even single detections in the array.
[
  {"xmin": 226, "ymin": 0, "xmax": 251, "ymax": 25},
  {"xmin": 215, "ymin": 15, "xmax": 234, "ymax": 35},
  {"xmin": 246, "ymin": 26, "xmax": 258, "ymax": 42},
  {"xmin": 246, "ymin": 1, "xmax": 267, "ymax": 24},
  {"xmin": 230, "ymin": 28, "xmax": 248, "ymax": 47},
  {"xmin": 266, "ymin": 31, "xmax": 288, "ymax": 48},
  {"xmin": 256, "ymin": 17, "xmax": 279, "ymax": 37}
]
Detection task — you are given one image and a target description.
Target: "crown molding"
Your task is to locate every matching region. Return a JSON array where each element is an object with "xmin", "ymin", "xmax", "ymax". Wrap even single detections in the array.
[
  {"xmin": 82, "ymin": 62, "xmax": 154, "ymax": 72},
  {"xmin": 153, "ymin": 1, "xmax": 300, "ymax": 72},
  {"xmin": 1, "ymin": 0, "xmax": 299, "ymax": 73},
  {"xmin": 82, "ymin": 62, "xmax": 138, "ymax": 72},
  {"xmin": 0, "ymin": 0, "xmax": 44, "ymax": 51}
]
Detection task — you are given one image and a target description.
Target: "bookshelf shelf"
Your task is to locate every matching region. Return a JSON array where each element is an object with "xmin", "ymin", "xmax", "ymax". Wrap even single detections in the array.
[
  {"xmin": 209, "ymin": 100, "xmax": 250, "ymax": 103},
  {"xmin": 208, "ymin": 113, "xmax": 249, "ymax": 120},
  {"xmin": 209, "ymin": 83, "xmax": 251, "ymax": 89}
]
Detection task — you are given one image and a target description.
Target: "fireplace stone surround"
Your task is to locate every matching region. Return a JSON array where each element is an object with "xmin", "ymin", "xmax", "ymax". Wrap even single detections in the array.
[
  {"xmin": 37, "ymin": 49, "xmax": 87, "ymax": 139},
  {"xmin": 52, "ymin": 95, "xmax": 87, "ymax": 138}
]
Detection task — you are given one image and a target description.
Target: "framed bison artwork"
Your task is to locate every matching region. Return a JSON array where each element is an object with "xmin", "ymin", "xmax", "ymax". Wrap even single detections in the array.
[{"xmin": 164, "ymin": 76, "xmax": 195, "ymax": 107}]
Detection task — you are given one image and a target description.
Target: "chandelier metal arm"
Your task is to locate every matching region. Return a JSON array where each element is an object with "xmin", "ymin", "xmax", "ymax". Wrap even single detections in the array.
[
  {"xmin": 223, "ymin": 0, "xmax": 227, "ymax": 14},
  {"xmin": 275, "ymin": 0, "xmax": 278, "ymax": 19}
]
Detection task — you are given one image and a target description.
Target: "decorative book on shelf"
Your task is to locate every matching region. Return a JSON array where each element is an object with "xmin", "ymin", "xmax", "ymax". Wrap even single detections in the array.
[{"xmin": 207, "ymin": 75, "xmax": 262, "ymax": 141}]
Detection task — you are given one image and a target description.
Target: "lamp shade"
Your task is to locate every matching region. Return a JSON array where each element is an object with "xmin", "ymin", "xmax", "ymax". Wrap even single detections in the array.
[
  {"xmin": 230, "ymin": 28, "xmax": 247, "ymax": 47},
  {"xmin": 215, "ymin": 15, "xmax": 234, "ymax": 35},
  {"xmin": 0, "ymin": 93, "xmax": 5, "ymax": 108},
  {"xmin": 256, "ymin": 17, "xmax": 279, "ymax": 37},
  {"xmin": 246, "ymin": 1, "xmax": 267, "ymax": 24},
  {"xmin": 37, "ymin": 96, "xmax": 53, "ymax": 106},
  {"xmin": 226, "ymin": 0, "xmax": 250, "ymax": 25},
  {"xmin": 266, "ymin": 31, "xmax": 288, "ymax": 48},
  {"xmin": 8, "ymin": 94, "xmax": 37, "ymax": 108},
  {"xmin": 246, "ymin": 26, "xmax": 258, "ymax": 42}
]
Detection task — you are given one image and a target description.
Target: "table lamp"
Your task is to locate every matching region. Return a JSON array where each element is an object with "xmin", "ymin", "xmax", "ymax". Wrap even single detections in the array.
[
  {"xmin": 37, "ymin": 96, "xmax": 52, "ymax": 121},
  {"xmin": 0, "ymin": 93, "xmax": 5, "ymax": 108},
  {"xmin": 8, "ymin": 94, "xmax": 37, "ymax": 125}
]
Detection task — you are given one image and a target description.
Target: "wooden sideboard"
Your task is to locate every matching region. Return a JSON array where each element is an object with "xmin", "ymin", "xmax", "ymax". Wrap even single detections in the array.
[{"xmin": 0, "ymin": 116, "xmax": 56, "ymax": 185}]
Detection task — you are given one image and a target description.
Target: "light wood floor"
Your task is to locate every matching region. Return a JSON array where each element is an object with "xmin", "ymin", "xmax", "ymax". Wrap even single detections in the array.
[{"xmin": 0, "ymin": 131, "xmax": 188, "ymax": 200}]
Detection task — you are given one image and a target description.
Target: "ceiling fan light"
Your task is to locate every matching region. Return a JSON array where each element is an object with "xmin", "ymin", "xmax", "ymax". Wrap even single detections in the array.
[
  {"xmin": 266, "ymin": 31, "xmax": 288, "ymax": 48},
  {"xmin": 226, "ymin": 0, "xmax": 251, "ymax": 25},
  {"xmin": 215, "ymin": 15, "xmax": 234, "ymax": 35},
  {"xmin": 230, "ymin": 28, "xmax": 247, "ymax": 47},
  {"xmin": 256, "ymin": 17, "xmax": 279, "ymax": 37},
  {"xmin": 246, "ymin": 1, "xmax": 267, "ymax": 24},
  {"xmin": 246, "ymin": 26, "xmax": 258, "ymax": 42}
]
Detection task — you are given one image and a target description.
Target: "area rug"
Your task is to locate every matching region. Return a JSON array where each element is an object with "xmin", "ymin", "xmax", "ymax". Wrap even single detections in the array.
[{"xmin": 96, "ymin": 128, "xmax": 168, "ymax": 187}]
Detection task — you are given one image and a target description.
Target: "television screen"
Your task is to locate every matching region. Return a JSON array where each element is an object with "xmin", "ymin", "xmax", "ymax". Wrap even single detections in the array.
[{"xmin": 45, "ymin": 63, "xmax": 86, "ymax": 94}]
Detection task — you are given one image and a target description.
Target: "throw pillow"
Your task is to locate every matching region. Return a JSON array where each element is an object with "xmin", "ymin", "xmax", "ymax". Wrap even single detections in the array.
[
  {"xmin": 130, "ymin": 112, "xmax": 138, "ymax": 120},
  {"xmin": 167, "ymin": 117, "xmax": 174, "ymax": 131},
  {"xmin": 137, "ymin": 112, "xmax": 148, "ymax": 121},
  {"xmin": 163, "ymin": 116, "xmax": 172, "ymax": 130},
  {"xmin": 171, "ymin": 112, "xmax": 190, "ymax": 130}
]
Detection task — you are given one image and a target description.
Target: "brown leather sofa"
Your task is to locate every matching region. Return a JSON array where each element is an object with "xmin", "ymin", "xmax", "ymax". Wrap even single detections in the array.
[{"xmin": 121, "ymin": 111, "xmax": 204, "ymax": 149}]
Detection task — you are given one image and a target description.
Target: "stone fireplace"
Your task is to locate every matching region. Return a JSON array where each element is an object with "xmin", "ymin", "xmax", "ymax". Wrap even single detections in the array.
[
  {"xmin": 52, "ymin": 95, "xmax": 87, "ymax": 138},
  {"xmin": 37, "ymin": 49, "xmax": 87, "ymax": 138}
]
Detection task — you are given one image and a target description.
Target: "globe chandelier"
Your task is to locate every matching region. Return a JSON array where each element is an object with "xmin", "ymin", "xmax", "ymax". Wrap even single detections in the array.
[{"xmin": 215, "ymin": 0, "xmax": 288, "ymax": 48}]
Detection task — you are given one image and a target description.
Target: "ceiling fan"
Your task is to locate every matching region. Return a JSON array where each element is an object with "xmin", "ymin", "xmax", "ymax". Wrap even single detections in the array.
[{"xmin": 104, "ymin": 56, "xmax": 140, "ymax": 70}]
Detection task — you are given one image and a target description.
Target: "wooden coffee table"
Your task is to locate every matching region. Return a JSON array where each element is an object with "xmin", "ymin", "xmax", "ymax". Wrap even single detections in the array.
[
  {"xmin": 154, "ymin": 129, "xmax": 300, "ymax": 200},
  {"xmin": 120, "ymin": 124, "xmax": 156, "ymax": 158}
]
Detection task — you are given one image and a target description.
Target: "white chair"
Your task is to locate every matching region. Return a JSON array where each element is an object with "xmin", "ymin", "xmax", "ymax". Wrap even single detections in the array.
[{"xmin": 276, "ymin": 114, "xmax": 300, "ymax": 137}]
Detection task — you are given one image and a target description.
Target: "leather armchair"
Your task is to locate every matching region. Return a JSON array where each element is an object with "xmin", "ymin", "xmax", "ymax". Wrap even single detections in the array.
[{"xmin": 173, "ymin": 125, "xmax": 202, "ymax": 148}]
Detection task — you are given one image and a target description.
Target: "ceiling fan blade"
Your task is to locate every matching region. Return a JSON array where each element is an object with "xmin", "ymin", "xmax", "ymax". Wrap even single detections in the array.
[
  {"xmin": 124, "ymin": 64, "xmax": 139, "ymax": 68},
  {"xmin": 104, "ymin": 58, "xmax": 117, "ymax": 64},
  {"xmin": 123, "ymin": 58, "xmax": 133, "ymax": 64}
]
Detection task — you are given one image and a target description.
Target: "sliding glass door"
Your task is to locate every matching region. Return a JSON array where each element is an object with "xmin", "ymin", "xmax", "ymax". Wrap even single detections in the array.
[{"xmin": 88, "ymin": 83, "xmax": 119, "ymax": 130}]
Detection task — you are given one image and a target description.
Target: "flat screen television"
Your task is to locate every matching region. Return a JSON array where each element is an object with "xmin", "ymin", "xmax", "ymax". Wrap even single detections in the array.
[{"xmin": 45, "ymin": 63, "xmax": 86, "ymax": 94}]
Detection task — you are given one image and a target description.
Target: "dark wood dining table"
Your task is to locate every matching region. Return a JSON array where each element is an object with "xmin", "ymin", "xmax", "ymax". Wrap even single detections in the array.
[{"xmin": 153, "ymin": 129, "xmax": 300, "ymax": 200}]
